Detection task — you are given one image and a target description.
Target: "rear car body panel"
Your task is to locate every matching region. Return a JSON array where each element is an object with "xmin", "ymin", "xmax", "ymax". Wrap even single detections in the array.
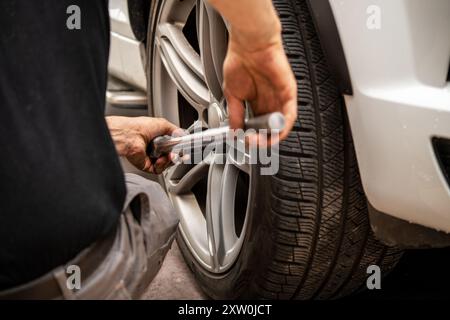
[{"xmin": 108, "ymin": 0, "xmax": 147, "ymax": 90}]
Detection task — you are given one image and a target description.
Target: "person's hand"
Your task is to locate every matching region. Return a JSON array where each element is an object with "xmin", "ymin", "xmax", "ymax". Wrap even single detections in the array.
[
  {"xmin": 222, "ymin": 27, "xmax": 297, "ymax": 143},
  {"xmin": 106, "ymin": 116, "xmax": 184, "ymax": 174}
]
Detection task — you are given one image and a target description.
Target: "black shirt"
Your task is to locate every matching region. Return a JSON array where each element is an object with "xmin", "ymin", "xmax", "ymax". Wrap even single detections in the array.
[{"xmin": 0, "ymin": 0, "xmax": 126, "ymax": 289}]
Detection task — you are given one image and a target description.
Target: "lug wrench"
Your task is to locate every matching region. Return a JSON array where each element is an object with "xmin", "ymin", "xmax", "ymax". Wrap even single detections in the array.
[{"xmin": 147, "ymin": 112, "xmax": 285, "ymax": 159}]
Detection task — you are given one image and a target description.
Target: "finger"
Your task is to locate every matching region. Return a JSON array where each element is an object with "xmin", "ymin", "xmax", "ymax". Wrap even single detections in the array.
[
  {"xmin": 169, "ymin": 152, "xmax": 180, "ymax": 165},
  {"xmin": 147, "ymin": 162, "xmax": 159, "ymax": 175},
  {"xmin": 139, "ymin": 154, "xmax": 161, "ymax": 175},
  {"xmin": 153, "ymin": 156, "xmax": 171, "ymax": 174},
  {"xmin": 146, "ymin": 118, "xmax": 181, "ymax": 142},
  {"xmin": 225, "ymin": 92, "xmax": 245, "ymax": 130},
  {"xmin": 163, "ymin": 155, "xmax": 175, "ymax": 170},
  {"xmin": 159, "ymin": 118, "xmax": 179, "ymax": 135},
  {"xmin": 161, "ymin": 154, "xmax": 175, "ymax": 171},
  {"xmin": 172, "ymin": 128, "xmax": 188, "ymax": 138},
  {"xmin": 141, "ymin": 156, "xmax": 153, "ymax": 173},
  {"xmin": 279, "ymin": 88, "xmax": 298, "ymax": 141}
]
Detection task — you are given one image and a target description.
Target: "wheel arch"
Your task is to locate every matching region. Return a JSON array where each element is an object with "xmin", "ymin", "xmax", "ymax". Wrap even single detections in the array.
[
  {"xmin": 127, "ymin": 0, "xmax": 152, "ymax": 42},
  {"xmin": 306, "ymin": 0, "xmax": 353, "ymax": 95}
]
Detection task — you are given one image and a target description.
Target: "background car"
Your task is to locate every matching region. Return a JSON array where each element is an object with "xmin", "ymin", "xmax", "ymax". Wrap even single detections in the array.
[{"xmin": 107, "ymin": 0, "xmax": 450, "ymax": 299}]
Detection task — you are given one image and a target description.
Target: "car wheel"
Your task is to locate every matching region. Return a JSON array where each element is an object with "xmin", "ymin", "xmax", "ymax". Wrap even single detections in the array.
[{"xmin": 146, "ymin": 0, "xmax": 403, "ymax": 299}]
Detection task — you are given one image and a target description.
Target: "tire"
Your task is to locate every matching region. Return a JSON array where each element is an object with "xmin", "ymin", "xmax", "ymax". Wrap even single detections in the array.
[{"xmin": 147, "ymin": 0, "xmax": 403, "ymax": 299}]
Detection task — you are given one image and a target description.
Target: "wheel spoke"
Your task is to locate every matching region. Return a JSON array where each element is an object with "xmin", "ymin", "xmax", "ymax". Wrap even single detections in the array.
[
  {"xmin": 156, "ymin": 23, "xmax": 210, "ymax": 110},
  {"xmin": 205, "ymin": 155, "xmax": 224, "ymax": 271},
  {"xmin": 220, "ymin": 163, "xmax": 240, "ymax": 251},
  {"xmin": 197, "ymin": 1, "xmax": 227, "ymax": 101},
  {"xmin": 227, "ymin": 136, "xmax": 252, "ymax": 174},
  {"xmin": 227, "ymin": 150, "xmax": 251, "ymax": 175},
  {"xmin": 166, "ymin": 153, "xmax": 213, "ymax": 195},
  {"xmin": 186, "ymin": 119, "xmax": 208, "ymax": 133},
  {"xmin": 205, "ymin": 4, "xmax": 227, "ymax": 89}
]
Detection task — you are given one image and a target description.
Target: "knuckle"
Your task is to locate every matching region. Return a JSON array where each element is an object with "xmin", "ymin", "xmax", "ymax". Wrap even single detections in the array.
[{"xmin": 128, "ymin": 144, "xmax": 143, "ymax": 157}]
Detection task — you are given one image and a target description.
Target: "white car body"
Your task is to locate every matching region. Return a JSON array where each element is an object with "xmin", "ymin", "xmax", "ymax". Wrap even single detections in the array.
[
  {"xmin": 109, "ymin": 0, "xmax": 147, "ymax": 90},
  {"xmin": 331, "ymin": 0, "xmax": 450, "ymax": 233},
  {"xmin": 108, "ymin": 0, "xmax": 450, "ymax": 233}
]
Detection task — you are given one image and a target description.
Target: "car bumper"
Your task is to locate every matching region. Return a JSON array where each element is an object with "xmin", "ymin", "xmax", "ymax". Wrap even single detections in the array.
[{"xmin": 331, "ymin": 0, "xmax": 450, "ymax": 232}]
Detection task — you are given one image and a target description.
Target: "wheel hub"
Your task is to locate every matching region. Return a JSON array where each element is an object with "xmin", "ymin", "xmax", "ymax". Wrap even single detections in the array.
[{"xmin": 207, "ymin": 102, "xmax": 225, "ymax": 128}]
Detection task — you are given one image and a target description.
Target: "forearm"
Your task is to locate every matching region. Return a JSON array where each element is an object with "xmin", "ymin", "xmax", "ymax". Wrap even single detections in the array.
[{"xmin": 208, "ymin": 0, "xmax": 281, "ymax": 50}]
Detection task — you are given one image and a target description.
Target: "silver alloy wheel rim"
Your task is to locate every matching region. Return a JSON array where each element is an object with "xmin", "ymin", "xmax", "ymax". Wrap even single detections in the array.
[{"xmin": 152, "ymin": 0, "xmax": 251, "ymax": 273}]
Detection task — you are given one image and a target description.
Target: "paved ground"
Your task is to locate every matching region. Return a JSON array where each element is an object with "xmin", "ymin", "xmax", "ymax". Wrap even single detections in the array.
[
  {"xmin": 143, "ymin": 243, "xmax": 450, "ymax": 300},
  {"xmin": 143, "ymin": 242, "xmax": 207, "ymax": 300}
]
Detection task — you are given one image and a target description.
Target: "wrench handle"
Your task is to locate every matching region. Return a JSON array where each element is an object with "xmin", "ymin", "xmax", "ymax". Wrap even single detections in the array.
[{"xmin": 146, "ymin": 112, "xmax": 286, "ymax": 159}]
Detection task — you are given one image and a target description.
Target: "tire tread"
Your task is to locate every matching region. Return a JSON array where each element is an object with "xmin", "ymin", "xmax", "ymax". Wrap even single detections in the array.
[{"xmin": 254, "ymin": 0, "xmax": 403, "ymax": 299}]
